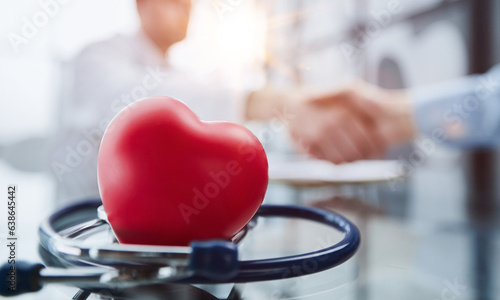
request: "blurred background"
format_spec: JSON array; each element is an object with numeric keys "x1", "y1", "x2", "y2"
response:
[{"x1": 1, "y1": 0, "x2": 500, "y2": 299}]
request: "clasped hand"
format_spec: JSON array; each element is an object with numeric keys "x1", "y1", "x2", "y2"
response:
[{"x1": 288, "y1": 81, "x2": 416, "y2": 164}]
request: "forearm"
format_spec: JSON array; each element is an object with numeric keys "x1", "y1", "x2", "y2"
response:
[
  {"x1": 410, "y1": 66, "x2": 500, "y2": 148},
  {"x1": 245, "y1": 86, "x2": 319, "y2": 121}
]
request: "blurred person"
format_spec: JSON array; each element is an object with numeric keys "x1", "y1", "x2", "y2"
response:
[
  {"x1": 52, "y1": 0, "x2": 201, "y2": 203},
  {"x1": 46, "y1": 0, "x2": 500, "y2": 205},
  {"x1": 286, "y1": 64, "x2": 500, "y2": 163},
  {"x1": 51, "y1": 0, "x2": 383, "y2": 203}
]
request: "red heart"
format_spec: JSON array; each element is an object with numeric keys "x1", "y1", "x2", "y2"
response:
[{"x1": 98, "y1": 97, "x2": 268, "y2": 246}]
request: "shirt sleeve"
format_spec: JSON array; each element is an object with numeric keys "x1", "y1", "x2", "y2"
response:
[{"x1": 410, "y1": 64, "x2": 500, "y2": 149}]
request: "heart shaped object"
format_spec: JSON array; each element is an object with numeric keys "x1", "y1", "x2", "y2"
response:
[{"x1": 98, "y1": 97, "x2": 268, "y2": 246}]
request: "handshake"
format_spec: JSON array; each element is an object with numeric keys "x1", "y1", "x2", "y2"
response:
[{"x1": 287, "y1": 81, "x2": 417, "y2": 164}]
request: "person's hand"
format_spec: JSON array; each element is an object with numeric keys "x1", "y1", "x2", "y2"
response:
[
  {"x1": 351, "y1": 81, "x2": 416, "y2": 147},
  {"x1": 288, "y1": 81, "x2": 416, "y2": 163}
]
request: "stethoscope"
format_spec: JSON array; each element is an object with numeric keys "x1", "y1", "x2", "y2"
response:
[{"x1": 0, "y1": 199, "x2": 360, "y2": 298}]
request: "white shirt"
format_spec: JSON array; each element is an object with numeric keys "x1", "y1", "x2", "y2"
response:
[{"x1": 50, "y1": 31, "x2": 245, "y2": 205}]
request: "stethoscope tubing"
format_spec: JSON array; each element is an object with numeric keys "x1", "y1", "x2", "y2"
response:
[
  {"x1": 181, "y1": 204, "x2": 360, "y2": 283},
  {"x1": 0, "y1": 199, "x2": 360, "y2": 297},
  {"x1": 40, "y1": 199, "x2": 360, "y2": 283}
]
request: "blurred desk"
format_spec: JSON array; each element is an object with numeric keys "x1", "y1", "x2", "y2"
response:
[
  {"x1": 269, "y1": 159, "x2": 403, "y2": 187},
  {"x1": 2, "y1": 153, "x2": 500, "y2": 299},
  {"x1": 256, "y1": 155, "x2": 499, "y2": 300},
  {"x1": 266, "y1": 158, "x2": 405, "y2": 300}
]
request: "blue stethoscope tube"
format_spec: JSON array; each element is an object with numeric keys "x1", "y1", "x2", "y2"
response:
[
  {"x1": 1, "y1": 201, "x2": 360, "y2": 296},
  {"x1": 185, "y1": 204, "x2": 361, "y2": 283}
]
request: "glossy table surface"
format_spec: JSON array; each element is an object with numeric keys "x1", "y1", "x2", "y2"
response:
[{"x1": 1, "y1": 148, "x2": 499, "y2": 300}]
